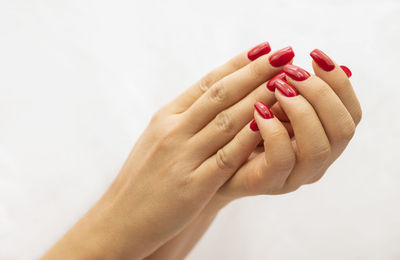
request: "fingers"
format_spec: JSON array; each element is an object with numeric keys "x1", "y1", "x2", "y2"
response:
[
  {"x1": 272, "y1": 81, "x2": 331, "y2": 188},
  {"x1": 310, "y1": 49, "x2": 362, "y2": 125},
  {"x1": 283, "y1": 64, "x2": 356, "y2": 156},
  {"x1": 218, "y1": 102, "x2": 294, "y2": 197},
  {"x1": 192, "y1": 121, "x2": 262, "y2": 192},
  {"x1": 182, "y1": 47, "x2": 295, "y2": 133},
  {"x1": 187, "y1": 80, "x2": 276, "y2": 159},
  {"x1": 167, "y1": 41, "x2": 271, "y2": 113},
  {"x1": 270, "y1": 102, "x2": 294, "y2": 137}
]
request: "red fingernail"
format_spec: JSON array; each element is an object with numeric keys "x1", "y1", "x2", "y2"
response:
[
  {"x1": 266, "y1": 72, "x2": 286, "y2": 91},
  {"x1": 254, "y1": 102, "x2": 274, "y2": 119},
  {"x1": 248, "y1": 41, "x2": 271, "y2": 61},
  {"x1": 310, "y1": 49, "x2": 335, "y2": 71},
  {"x1": 250, "y1": 119, "x2": 259, "y2": 131},
  {"x1": 274, "y1": 79, "x2": 298, "y2": 97},
  {"x1": 340, "y1": 65, "x2": 352, "y2": 78},
  {"x1": 283, "y1": 64, "x2": 310, "y2": 81},
  {"x1": 269, "y1": 46, "x2": 295, "y2": 67}
]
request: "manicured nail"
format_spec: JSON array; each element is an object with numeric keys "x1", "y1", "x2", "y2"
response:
[
  {"x1": 340, "y1": 65, "x2": 352, "y2": 78},
  {"x1": 283, "y1": 64, "x2": 310, "y2": 81},
  {"x1": 254, "y1": 102, "x2": 274, "y2": 119},
  {"x1": 266, "y1": 72, "x2": 286, "y2": 91},
  {"x1": 310, "y1": 49, "x2": 335, "y2": 71},
  {"x1": 274, "y1": 79, "x2": 298, "y2": 97},
  {"x1": 248, "y1": 41, "x2": 271, "y2": 61},
  {"x1": 269, "y1": 46, "x2": 295, "y2": 67},
  {"x1": 250, "y1": 119, "x2": 259, "y2": 131}
]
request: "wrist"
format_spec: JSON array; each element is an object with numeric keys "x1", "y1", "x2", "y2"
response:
[{"x1": 202, "y1": 193, "x2": 234, "y2": 216}]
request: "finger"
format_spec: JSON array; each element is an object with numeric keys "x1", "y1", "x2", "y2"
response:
[
  {"x1": 310, "y1": 49, "x2": 362, "y2": 125},
  {"x1": 272, "y1": 80, "x2": 331, "y2": 189},
  {"x1": 183, "y1": 46, "x2": 295, "y2": 133},
  {"x1": 218, "y1": 103, "x2": 294, "y2": 197},
  {"x1": 270, "y1": 102, "x2": 294, "y2": 137},
  {"x1": 167, "y1": 41, "x2": 271, "y2": 113},
  {"x1": 270, "y1": 102, "x2": 289, "y2": 122},
  {"x1": 283, "y1": 64, "x2": 355, "y2": 156},
  {"x1": 187, "y1": 80, "x2": 276, "y2": 159},
  {"x1": 192, "y1": 120, "x2": 262, "y2": 192}
]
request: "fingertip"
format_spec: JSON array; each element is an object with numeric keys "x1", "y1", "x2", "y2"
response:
[
  {"x1": 309, "y1": 49, "x2": 335, "y2": 72},
  {"x1": 340, "y1": 65, "x2": 352, "y2": 78},
  {"x1": 250, "y1": 119, "x2": 259, "y2": 131},
  {"x1": 273, "y1": 79, "x2": 299, "y2": 98},
  {"x1": 247, "y1": 41, "x2": 271, "y2": 61}
]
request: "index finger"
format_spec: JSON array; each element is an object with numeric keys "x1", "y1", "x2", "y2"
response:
[{"x1": 167, "y1": 41, "x2": 271, "y2": 113}]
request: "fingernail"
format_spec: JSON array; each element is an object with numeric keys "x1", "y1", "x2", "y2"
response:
[
  {"x1": 266, "y1": 72, "x2": 287, "y2": 92},
  {"x1": 250, "y1": 119, "x2": 259, "y2": 131},
  {"x1": 283, "y1": 64, "x2": 310, "y2": 81},
  {"x1": 254, "y1": 102, "x2": 274, "y2": 119},
  {"x1": 269, "y1": 46, "x2": 295, "y2": 67},
  {"x1": 248, "y1": 41, "x2": 271, "y2": 61},
  {"x1": 310, "y1": 49, "x2": 335, "y2": 71},
  {"x1": 274, "y1": 79, "x2": 298, "y2": 97},
  {"x1": 340, "y1": 65, "x2": 352, "y2": 78}
]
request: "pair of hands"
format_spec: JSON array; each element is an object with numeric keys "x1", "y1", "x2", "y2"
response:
[{"x1": 42, "y1": 42, "x2": 361, "y2": 260}]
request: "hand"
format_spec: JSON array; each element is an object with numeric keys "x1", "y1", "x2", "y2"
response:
[
  {"x1": 218, "y1": 49, "x2": 362, "y2": 200},
  {"x1": 42, "y1": 42, "x2": 296, "y2": 260},
  {"x1": 144, "y1": 49, "x2": 362, "y2": 260}
]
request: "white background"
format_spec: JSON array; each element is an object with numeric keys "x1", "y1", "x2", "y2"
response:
[{"x1": 1, "y1": 0, "x2": 399, "y2": 259}]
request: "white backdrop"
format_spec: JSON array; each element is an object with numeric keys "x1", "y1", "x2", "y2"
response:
[{"x1": 1, "y1": 0, "x2": 399, "y2": 259}]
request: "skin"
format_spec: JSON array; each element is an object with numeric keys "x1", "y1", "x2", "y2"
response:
[{"x1": 41, "y1": 45, "x2": 362, "y2": 260}]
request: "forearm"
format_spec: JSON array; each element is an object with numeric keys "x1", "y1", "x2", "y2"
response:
[
  {"x1": 144, "y1": 195, "x2": 232, "y2": 260},
  {"x1": 41, "y1": 179, "x2": 164, "y2": 260},
  {"x1": 41, "y1": 202, "x2": 125, "y2": 260}
]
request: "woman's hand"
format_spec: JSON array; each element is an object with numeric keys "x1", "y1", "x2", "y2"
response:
[
  {"x1": 218, "y1": 48, "x2": 362, "y2": 199},
  {"x1": 42, "y1": 42, "x2": 296, "y2": 260},
  {"x1": 145, "y1": 49, "x2": 361, "y2": 260}
]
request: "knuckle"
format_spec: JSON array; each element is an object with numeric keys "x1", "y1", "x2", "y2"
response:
[
  {"x1": 264, "y1": 140, "x2": 296, "y2": 172},
  {"x1": 208, "y1": 80, "x2": 227, "y2": 103},
  {"x1": 199, "y1": 73, "x2": 216, "y2": 93},
  {"x1": 215, "y1": 148, "x2": 235, "y2": 171},
  {"x1": 214, "y1": 111, "x2": 235, "y2": 134},
  {"x1": 152, "y1": 121, "x2": 182, "y2": 150},
  {"x1": 150, "y1": 108, "x2": 165, "y2": 124},
  {"x1": 303, "y1": 145, "x2": 331, "y2": 164},
  {"x1": 229, "y1": 56, "x2": 246, "y2": 70},
  {"x1": 338, "y1": 119, "x2": 356, "y2": 141},
  {"x1": 155, "y1": 132, "x2": 174, "y2": 150},
  {"x1": 306, "y1": 173, "x2": 325, "y2": 185},
  {"x1": 249, "y1": 60, "x2": 266, "y2": 78},
  {"x1": 284, "y1": 183, "x2": 302, "y2": 194},
  {"x1": 280, "y1": 177, "x2": 304, "y2": 194},
  {"x1": 353, "y1": 106, "x2": 363, "y2": 125}
]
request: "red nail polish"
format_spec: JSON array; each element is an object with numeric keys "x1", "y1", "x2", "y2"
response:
[
  {"x1": 250, "y1": 119, "x2": 259, "y2": 131},
  {"x1": 269, "y1": 46, "x2": 295, "y2": 67},
  {"x1": 340, "y1": 65, "x2": 352, "y2": 78},
  {"x1": 310, "y1": 49, "x2": 335, "y2": 71},
  {"x1": 248, "y1": 41, "x2": 271, "y2": 61},
  {"x1": 266, "y1": 72, "x2": 286, "y2": 91},
  {"x1": 283, "y1": 64, "x2": 310, "y2": 81},
  {"x1": 274, "y1": 79, "x2": 298, "y2": 97},
  {"x1": 254, "y1": 102, "x2": 274, "y2": 119}
]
